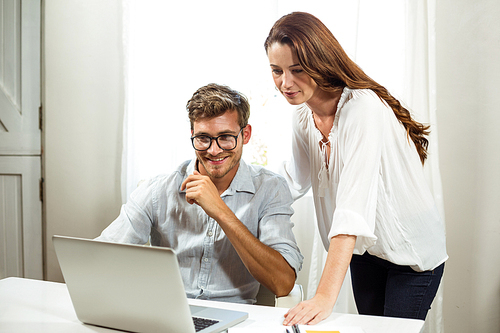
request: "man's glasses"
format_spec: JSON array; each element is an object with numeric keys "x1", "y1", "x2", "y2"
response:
[{"x1": 191, "y1": 127, "x2": 245, "y2": 151}]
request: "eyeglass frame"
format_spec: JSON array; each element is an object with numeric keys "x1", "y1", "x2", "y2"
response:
[{"x1": 190, "y1": 126, "x2": 246, "y2": 151}]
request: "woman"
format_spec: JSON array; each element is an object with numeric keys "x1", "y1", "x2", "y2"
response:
[{"x1": 264, "y1": 12, "x2": 447, "y2": 326}]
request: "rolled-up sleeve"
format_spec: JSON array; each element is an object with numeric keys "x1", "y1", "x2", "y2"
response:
[{"x1": 257, "y1": 176, "x2": 304, "y2": 274}]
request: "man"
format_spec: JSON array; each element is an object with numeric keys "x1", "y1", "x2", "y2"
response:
[{"x1": 96, "y1": 83, "x2": 303, "y2": 304}]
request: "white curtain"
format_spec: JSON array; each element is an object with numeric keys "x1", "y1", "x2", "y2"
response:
[
  {"x1": 122, "y1": 1, "x2": 444, "y2": 332},
  {"x1": 404, "y1": 1, "x2": 445, "y2": 332}
]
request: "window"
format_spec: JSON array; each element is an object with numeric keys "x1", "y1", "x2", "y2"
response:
[{"x1": 123, "y1": 1, "x2": 406, "y2": 197}]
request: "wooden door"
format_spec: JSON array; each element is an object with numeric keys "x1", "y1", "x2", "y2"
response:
[{"x1": 0, "y1": 0, "x2": 42, "y2": 279}]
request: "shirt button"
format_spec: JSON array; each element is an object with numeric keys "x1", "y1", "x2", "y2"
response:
[
  {"x1": 204, "y1": 258, "x2": 209, "y2": 262},
  {"x1": 207, "y1": 231, "x2": 213, "y2": 237}
]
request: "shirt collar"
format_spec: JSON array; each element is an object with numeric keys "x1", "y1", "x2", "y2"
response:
[
  {"x1": 224, "y1": 159, "x2": 255, "y2": 196},
  {"x1": 338, "y1": 86, "x2": 351, "y2": 109}
]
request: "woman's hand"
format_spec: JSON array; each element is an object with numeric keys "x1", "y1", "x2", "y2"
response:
[
  {"x1": 283, "y1": 234, "x2": 357, "y2": 327},
  {"x1": 283, "y1": 292, "x2": 335, "y2": 326}
]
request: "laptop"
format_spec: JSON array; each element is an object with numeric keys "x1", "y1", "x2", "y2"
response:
[{"x1": 53, "y1": 235, "x2": 248, "y2": 333}]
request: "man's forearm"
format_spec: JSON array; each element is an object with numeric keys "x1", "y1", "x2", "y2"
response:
[
  {"x1": 182, "y1": 171, "x2": 296, "y2": 296},
  {"x1": 216, "y1": 207, "x2": 296, "y2": 297}
]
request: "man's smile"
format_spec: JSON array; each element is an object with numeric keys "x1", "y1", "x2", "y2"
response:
[{"x1": 205, "y1": 155, "x2": 229, "y2": 165}]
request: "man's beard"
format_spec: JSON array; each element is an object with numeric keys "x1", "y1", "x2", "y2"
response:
[{"x1": 196, "y1": 150, "x2": 242, "y2": 180}]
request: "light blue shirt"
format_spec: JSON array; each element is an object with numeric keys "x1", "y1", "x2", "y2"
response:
[{"x1": 97, "y1": 158, "x2": 303, "y2": 303}]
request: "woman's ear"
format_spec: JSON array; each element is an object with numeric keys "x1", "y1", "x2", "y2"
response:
[{"x1": 242, "y1": 124, "x2": 252, "y2": 144}]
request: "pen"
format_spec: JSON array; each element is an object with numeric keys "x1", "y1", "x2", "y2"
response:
[
  {"x1": 292, "y1": 324, "x2": 301, "y2": 333},
  {"x1": 286, "y1": 329, "x2": 291, "y2": 333}
]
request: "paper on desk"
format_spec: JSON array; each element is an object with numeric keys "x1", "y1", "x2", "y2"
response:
[
  {"x1": 229, "y1": 326, "x2": 364, "y2": 333},
  {"x1": 301, "y1": 327, "x2": 364, "y2": 333}
]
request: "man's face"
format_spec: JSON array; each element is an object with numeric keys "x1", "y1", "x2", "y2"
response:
[{"x1": 192, "y1": 110, "x2": 249, "y2": 182}]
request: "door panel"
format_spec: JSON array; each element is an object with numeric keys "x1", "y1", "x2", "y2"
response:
[
  {"x1": 0, "y1": 0, "x2": 41, "y2": 154},
  {"x1": 0, "y1": 0, "x2": 42, "y2": 279},
  {"x1": 0, "y1": 173, "x2": 23, "y2": 278},
  {"x1": 0, "y1": 156, "x2": 42, "y2": 279}
]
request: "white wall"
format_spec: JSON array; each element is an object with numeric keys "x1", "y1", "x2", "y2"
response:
[
  {"x1": 43, "y1": 0, "x2": 123, "y2": 282},
  {"x1": 42, "y1": 0, "x2": 500, "y2": 331},
  {"x1": 436, "y1": 0, "x2": 500, "y2": 332}
]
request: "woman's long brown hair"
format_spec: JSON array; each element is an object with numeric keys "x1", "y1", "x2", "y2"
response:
[{"x1": 264, "y1": 12, "x2": 430, "y2": 164}]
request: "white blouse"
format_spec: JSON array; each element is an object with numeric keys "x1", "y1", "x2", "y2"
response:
[{"x1": 281, "y1": 87, "x2": 448, "y2": 272}]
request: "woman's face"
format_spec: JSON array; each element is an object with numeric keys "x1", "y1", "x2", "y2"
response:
[{"x1": 267, "y1": 43, "x2": 319, "y2": 105}]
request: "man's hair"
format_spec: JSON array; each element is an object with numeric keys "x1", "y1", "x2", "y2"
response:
[{"x1": 186, "y1": 83, "x2": 250, "y2": 130}]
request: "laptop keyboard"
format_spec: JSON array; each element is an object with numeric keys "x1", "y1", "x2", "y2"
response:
[{"x1": 192, "y1": 316, "x2": 220, "y2": 332}]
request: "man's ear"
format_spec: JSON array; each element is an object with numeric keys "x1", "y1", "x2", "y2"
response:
[{"x1": 242, "y1": 124, "x2": 252, "y2": 144}]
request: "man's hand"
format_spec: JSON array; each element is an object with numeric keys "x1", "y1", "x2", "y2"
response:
[
  {"x1": 181, "y1": 170, "x2": 296, "y2": 297},
  {"x1": 180, "y1": 170, "x2": 227, "y2": 220}
]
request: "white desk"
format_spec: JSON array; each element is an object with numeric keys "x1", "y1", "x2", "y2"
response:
[{"x1": 0, "y1": 277, "x2": 424, "y2": 333}]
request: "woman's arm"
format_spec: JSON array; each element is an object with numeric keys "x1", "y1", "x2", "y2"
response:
[{"x1": 283, "y1": 234, "x2": 356, "y2": 326}]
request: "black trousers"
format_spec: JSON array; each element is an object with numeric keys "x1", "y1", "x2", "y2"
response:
[{"x1": 350, "y1": 252, "x2": 445, "y2": 320}]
